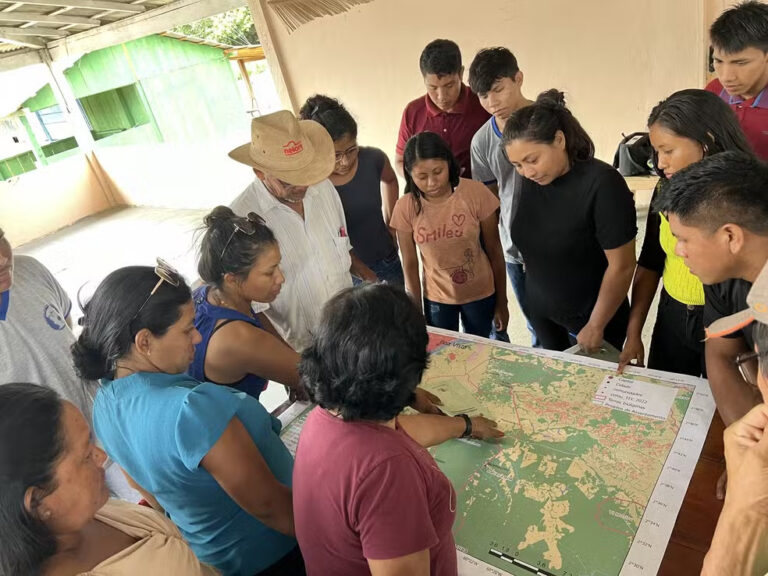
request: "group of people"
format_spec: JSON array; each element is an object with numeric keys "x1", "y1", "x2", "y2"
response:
[{"x1": 3, "y1": 1, "x2": 768, "y2": 575}]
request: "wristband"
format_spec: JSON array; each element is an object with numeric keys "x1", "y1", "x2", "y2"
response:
[{"x1": 457, "y1": 413, "x2": 472, "y2": 438}]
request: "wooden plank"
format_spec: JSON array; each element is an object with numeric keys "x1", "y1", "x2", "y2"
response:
[
  {"x1": 658, "y1": 541, "x2": 707, "y2": 576},
  {"x1": 700, "y1": 411, "x2": 725, "y2": 463},
  {"x1": 0, "y1": 12, "x2": 101, "y2": 25},
  {"x1": 245, "y1": 0, "x2": 294, "y2": 111},
  {"x1": 20, "y1": 0, "x2": 145, "y2": 13},
  {"x1": 0, "y1": 24, "x2": 67, "y2": 36},
  {"x1": 0, "y1": 33, "x2": 43, "y2": 47},
  {"x1": 669, "y1": 455, "x2": 724, "y2": 552},
  {"x1": 46, "y1": 0, "x2": 245, "y2": 60}
]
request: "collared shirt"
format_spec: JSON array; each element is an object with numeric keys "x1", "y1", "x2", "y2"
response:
[
  {"x1": 470, "y1": 116, "x2": 523, "y2": 264},
  {"x1": 230, "y1": 178, "x2": 353, "y2": 351},
  {"x1": 396, "y1": 84, "x2": 490, "y2": 178},
  {"x1": 707, "y1": 78, "x2": 768, "y2": 160}
]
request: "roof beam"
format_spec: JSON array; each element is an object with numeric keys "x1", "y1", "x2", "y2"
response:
[
  {"x1": 0, "y1": 12, "x2": 101, "y2": 25},
  {"x1": 0, "y1": 45, "x2": 42, "y2": 70},
  {"x1": 19, "y1": 0, "x2": 146, "y2": 13},
  {"x1": 47, "y1": 0, "x2": 246, "y2": 60},
  {"x1": 0, "y1": 24, "x2": 68, "y2": 36},
  {"x1": 0, "y1": 33, "x2": 43, "y2": 47}
]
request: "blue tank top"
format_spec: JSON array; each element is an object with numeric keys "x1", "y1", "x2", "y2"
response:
[{"x1": 189, "y1": 286, "x2": 268, "y2": 399}]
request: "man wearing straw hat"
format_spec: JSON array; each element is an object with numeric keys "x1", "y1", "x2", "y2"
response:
[{"x1": 229, "y1": 110, "x2": 376, "y2": 352}]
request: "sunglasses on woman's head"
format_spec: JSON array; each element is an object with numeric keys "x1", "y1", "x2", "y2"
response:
[
  {"x1": 130, "y1": 257, "x2": 181, "y2": 322},
  {"x1": 220, "y1": 212, "x2": 265, "y2": 259}
]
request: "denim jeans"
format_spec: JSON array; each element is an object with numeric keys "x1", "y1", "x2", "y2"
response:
[
  {"x1": 424, "y1": 293, "x2": 496, "y2": 338},
  {"x1": 353, "y1": 252, "x2": 404, "y2": 287},
  {"x1": 489, "y1": 262, "x2": 540, "y2": 347}
]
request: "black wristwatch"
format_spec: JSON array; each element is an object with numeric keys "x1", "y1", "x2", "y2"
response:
[{"x1": 457, "y1": 413, "x2": 472, "y2": 438}]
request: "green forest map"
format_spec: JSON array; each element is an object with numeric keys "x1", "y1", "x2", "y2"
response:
[{"x1": 423, "y1": 331, "x2": 695, "y2": 576}]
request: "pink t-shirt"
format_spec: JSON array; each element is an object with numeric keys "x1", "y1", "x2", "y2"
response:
[
  {"x1": 293, "y1": 408, "x2": 458, "y2": 576},
  {"x1": 391, "y1": 177, "x2": 500, "y2": 305}
]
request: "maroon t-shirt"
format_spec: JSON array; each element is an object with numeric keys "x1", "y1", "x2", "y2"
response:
[
  {"x1": 396, "y1": 84, "x2": 490, "y2": 178},
  {"x1": 706, "y1": 77, "x2": 768, "y2": 160},
  {"x1": 293, "y1": 408, "x2": 458, "y2": 576}
]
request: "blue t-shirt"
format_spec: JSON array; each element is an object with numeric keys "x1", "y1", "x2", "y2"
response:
[{"x1": 93, "y1": 372, "x2": 296, "y2": 576}]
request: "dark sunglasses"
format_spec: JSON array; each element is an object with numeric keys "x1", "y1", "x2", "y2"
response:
[{"x1": 219, "y1": 212, "x2": 265, "y2": 259}]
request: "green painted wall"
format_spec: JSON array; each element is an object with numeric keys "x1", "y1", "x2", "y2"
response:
[
  {"x1": 19, "y1": 34, "x2": 244, "y2": 151},
  {"x1": 0, "y1": 151, "x2": 37, "y2": 179}
]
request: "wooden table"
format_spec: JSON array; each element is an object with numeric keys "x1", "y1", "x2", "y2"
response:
[{"x1": 658, "y1": 413, "x2": 725, "y2": 574}]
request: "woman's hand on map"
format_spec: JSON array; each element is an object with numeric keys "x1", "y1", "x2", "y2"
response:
[
  {"x1": 617, "y1": 333, "x2": 645, "y2": 374},
  {"x1": 576, "y1": 322, "x2": 604, "y2": 354},
  {"x1": 411, "y1": 388, "x2": 444, "y2": 415},
  {"x1": 470, "y1": 415, "x2": 505, "y2": 440}
]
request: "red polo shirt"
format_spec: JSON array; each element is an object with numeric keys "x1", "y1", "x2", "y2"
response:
[
  {"x1": 396, "y1": 84, "x2": 490, "y2": 178},
  {"x1": 706, "y1": 78, "x2": 768, "y2": 160}
]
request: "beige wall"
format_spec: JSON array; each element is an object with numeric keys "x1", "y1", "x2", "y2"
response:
[
  {"x1": 261, "y1": 0, "x2": 706, "y2": 162},
  {"x1": 1, "y1": 154, "x2": 114, "y2": 247},
  {"x1": 96, "y1": 142, "x2": 255, "y2": 210}
]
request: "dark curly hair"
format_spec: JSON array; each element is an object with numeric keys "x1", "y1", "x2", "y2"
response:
[
  {"x1": 299, "y1": 283, "x2": 429, "y2": 421},
  {"x1": 0, "y1": 384, "x2": 64, "y2": 576},
  {"x1": 419, "y1": 39, "x2": 462, "y2": 77},
  {"x1": 298, "y1": 94, "x2": 358, "y2": 141},
  {"x1": 710, "y1": 0, "x2": 768, "y2": 54},
  {"x1": 653, "y1": 151, "x2": 768, "y2": 234},
  {"x1": 72, "y1": 266, "x2": 191, "y2": 380}
]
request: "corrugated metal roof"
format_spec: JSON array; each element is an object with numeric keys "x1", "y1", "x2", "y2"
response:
[{"x1": 0, "y1": 0, "x2": 174, "y2": 51}]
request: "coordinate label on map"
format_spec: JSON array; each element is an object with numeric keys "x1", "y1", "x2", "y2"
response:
[{"x1": 593, "y1": 376, "x2": 677, "y2": 421}]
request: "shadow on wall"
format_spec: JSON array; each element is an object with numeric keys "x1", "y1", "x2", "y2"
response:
[{"x1": 1, "y1": 141, "x2": 257, "y2": 247}]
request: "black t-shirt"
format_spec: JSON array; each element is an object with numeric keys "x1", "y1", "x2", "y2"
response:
[
  {"x1": 510, "y1": 158, "x2": 637, "y2": 320},
  {"x1": 704, "y1": 278, "x2": 754, "y2": 349},
  {"x1": 637, "y1": 181, "x2": 665, "y2": 274},
  {"x1": 335, "y1": 147, "x2": 397, "y2": 266}
]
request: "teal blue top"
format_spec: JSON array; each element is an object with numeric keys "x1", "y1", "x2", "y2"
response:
[{"x1": 93, "y1": 372, "x2": 296, "y2": 576}]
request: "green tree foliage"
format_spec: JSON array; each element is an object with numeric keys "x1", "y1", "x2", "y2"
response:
[{"x1": 173, "y1": 7, "x2": 258, "y2": 46}]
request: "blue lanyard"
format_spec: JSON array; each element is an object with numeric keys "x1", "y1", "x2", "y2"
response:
[{"x1": 0, "y1": 291, "x2": 9, "y2": 321}]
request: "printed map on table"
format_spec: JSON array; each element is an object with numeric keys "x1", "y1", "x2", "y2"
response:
[
  {"x1": 423, "y1": 328, "x2": 715, "y2": 576},
  {"x1": 278, "y1": 329, "x2": 716, "y2": 576}
]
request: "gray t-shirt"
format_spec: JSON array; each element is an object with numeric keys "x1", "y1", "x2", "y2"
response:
[
  {"x1": 0, "y1": 255, "x2": 94, "y2": 421},
  {"x1": 470, "y1": 117, "x2": 523, "y2": 264}
]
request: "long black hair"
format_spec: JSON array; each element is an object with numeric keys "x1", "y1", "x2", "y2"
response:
[
  {"x1": 72, "y1": 266, "x2": 191, "y2": 380},
  {"x1": 197, "y1": 206, "x2": 277, "y2": 289},
  {"x1": 300, "y1": 283, "x2": 429, "y2": 421},
  {"x1": 647, "y1": 88, "x2": 753, "y2": 178},
  {"x1": 403, "y1": 131, "x2": 461, "y2": 214},
  {"x1": 0, "y1": 383, "x2": 64, "y2": 576},
  {"x1": 298, "y1": 94, "x2": 358, "y2": 141},
  {"x1": 502, "y1": 89, "x2": 595, "y2": 164}
]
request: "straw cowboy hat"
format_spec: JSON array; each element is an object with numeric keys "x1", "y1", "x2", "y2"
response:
[{"x1": 228, "y1": 110, "x2": 335, "y2": 186}]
